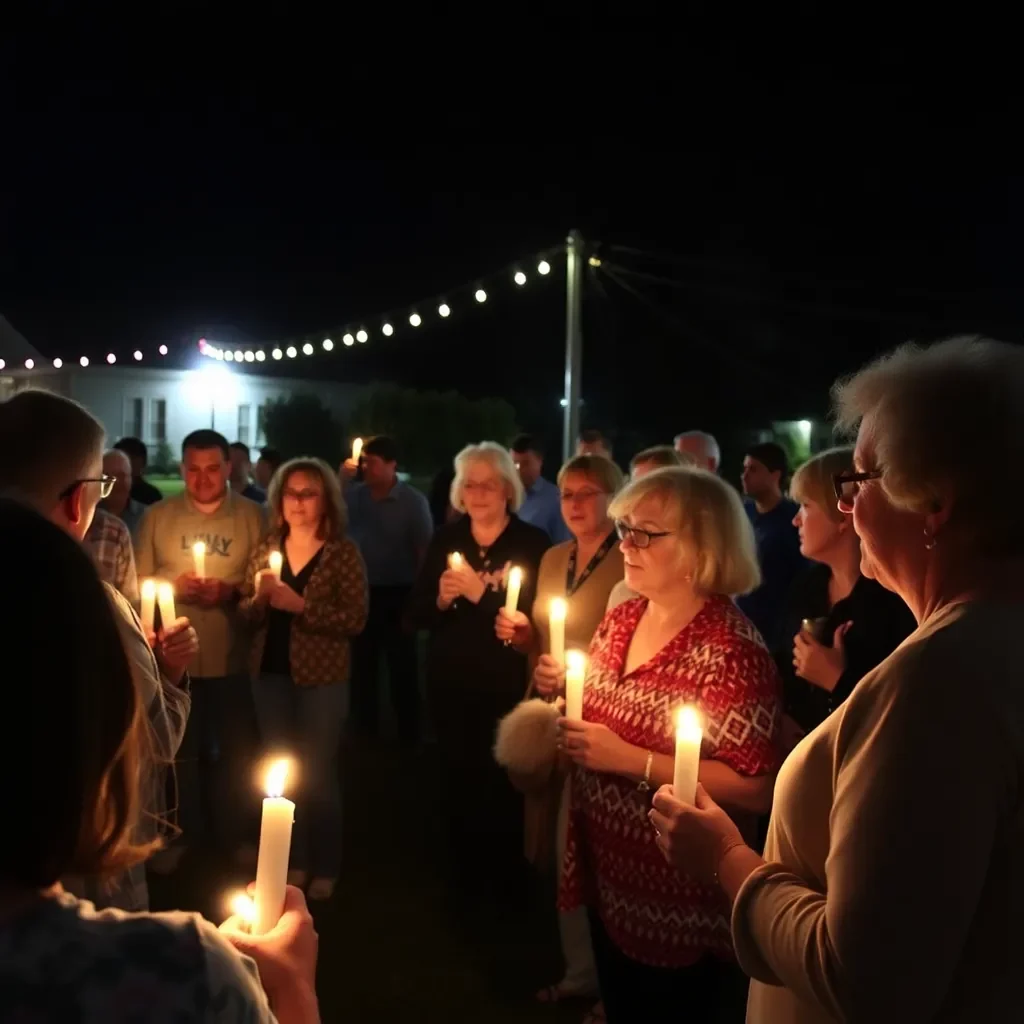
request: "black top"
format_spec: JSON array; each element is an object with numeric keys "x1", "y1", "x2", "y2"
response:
[
  {"x1": 775, "y1": 561, "x2": 917, "y2": 732},
  {"x1": 131, "y1": 476, "x2": 164, "y2": 506},
  {"x1": 261, "y1": 546, "x2": 325, "y2": 676},
  {"x1": 408, "y1": 514, "x2": 550, "y2": 700}
]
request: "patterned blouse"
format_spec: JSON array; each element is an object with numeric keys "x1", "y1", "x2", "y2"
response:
[
  {"x1": 239, "y1": 536, "x2": 369, "y2": 686},
  {"x1": 559, "y1": 595, "x2": 783, "y2": 968}
]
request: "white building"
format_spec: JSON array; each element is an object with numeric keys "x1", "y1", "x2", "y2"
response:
[{"x1": 0, "y1": 361, "x2": 361, "y2": 459}]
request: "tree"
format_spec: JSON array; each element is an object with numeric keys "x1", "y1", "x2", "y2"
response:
[{"x1": 262, "y1": 394, "x2": 344, "y2": 466}]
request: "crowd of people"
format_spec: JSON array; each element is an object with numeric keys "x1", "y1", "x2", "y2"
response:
[{"x1": 1, "y1": 333, "x2": 1023, "y2": 1023}]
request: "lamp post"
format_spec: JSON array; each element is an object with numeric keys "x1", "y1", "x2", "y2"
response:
[{"x1": 562, "y1": 229, "x2": 584, "y2": 463}]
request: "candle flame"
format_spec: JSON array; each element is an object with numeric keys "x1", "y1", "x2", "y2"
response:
[
  {"x1": 141, "y1": 578, "x2": 157, "y2": 599},
  {"x1": 157, "y1": 581, "x2": 174, "y2": 603},
  {"x1": 268, "y1": 551, "x2": 283, "y2": 572},
  {"x1": 192, "y1": 540, "x2": 206, "y2": 556},
  {"x1": 228, "y1": 890, "x2": 256, "y2": 924},
  {"x1": 549, "y1": 597, "x2": 567, "y2": 622},
  {"x1": 449, "y1": 551, "x2": 463, "y2": 569},
  {"x1": 508, "y1": 566, "x2": 523, "y2": 587},
  {"x1": 265, "y1": 758, "x2": 290, "y2": 798},
  {"x1": 565, "y1": 649, "x2": 587, "y2": 674},
  {"x1": 676, "y1": 705, "x2": 703, "y2": 742},
  {"x1": 352, "y1": 437, "x2": 363, "y2": 460}
]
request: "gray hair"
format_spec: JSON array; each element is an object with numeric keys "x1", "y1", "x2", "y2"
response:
[
  {"x1": 833, "y1": 335, "x2": 1024, "y2": 555},
  {"x1": 673, "y1": 430, "x2": 721, "y2": 471},
  {"x1": 450, "y1": 441, "x2": 525, "y2": 513}
]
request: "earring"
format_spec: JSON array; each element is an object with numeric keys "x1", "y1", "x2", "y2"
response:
[{"x1": 924, "y1": 528, "x2": 937, "y2": 551}]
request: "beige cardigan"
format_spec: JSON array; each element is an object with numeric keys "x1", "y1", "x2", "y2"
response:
[{"x1": 734, "y1": 598, "x2": 1024, "y2": 1023}]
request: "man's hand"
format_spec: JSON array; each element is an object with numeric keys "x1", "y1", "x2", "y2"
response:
[
  {"x1": 150, "y1": 617, "x2": 198, "y2": 684},
  {"x1": 174, "y1": 572, "x2": 202, "y2": 602},
  {"x1": 195, "y1": 578, "x2": 237, "y2": 608}
]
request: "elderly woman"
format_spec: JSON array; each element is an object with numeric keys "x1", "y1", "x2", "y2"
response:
[
  {"x1": 409, "y1": 441, "x2": 550, "y2": 903},
  {"x1": 652, "y1": 336, "x2": 1024, "y2": 1023},
  {"x1": 239, "y1": 457, "x2": 368, "y2": 902},
  {"x1": 557, "y1": 467, "x2": 783, "y2": 1022},
  {"x1": 777, "y1": 446, "x2": 914, "y2": 744},
  {"x1": 494, "y1": 453, "x2": 624, "y2": 1009}
]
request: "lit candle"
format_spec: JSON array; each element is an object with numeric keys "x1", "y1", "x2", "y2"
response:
[
  {"x1": 504, "y1": 566, "x2": 523, "y2": 616},
  {"x1": 192, "y1": 540, "x2": 206, "y2": 579},
  {"x1": 252, "y1": 758, "x2": 295, "y2": 936},
  {"x1": 673, "y1": 705, "x2": 703, "y2": 805},
  {"x1": 140, "y1": 578, "x2": 157, "y2": 634},
  {"x1": 352, "y1": 437, "x2": 363, "y2": 462},
  {"x1": 268, "y1": 550, "x2": 283, "y2": 581},
  {"x1": 156, "y1": 581, "x2": 175, "y2": 630},
  {"x1": 549, "y1": 597, "x2": 567, "y2": 666},
  {"x1": 448, "y1": 551, "x2": 463, "y2": 571},
  {"x1": 227, "y1": 890, "x2": 256, "y2": 933},
  {"x1": 565, "y1": 649, "x2": 586, "y2": 720}
]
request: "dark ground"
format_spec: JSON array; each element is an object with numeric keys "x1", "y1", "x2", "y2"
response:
[{"x1": 149, "y1": 731, "x2": 588, "y2": 1024}]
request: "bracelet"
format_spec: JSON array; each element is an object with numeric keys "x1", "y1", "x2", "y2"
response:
[{"x1": 634, "y1": 753, "x2": 651, "y2": 790}]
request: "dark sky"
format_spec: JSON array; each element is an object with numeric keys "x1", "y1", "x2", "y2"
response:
[{"x1": 3, "y1": 44, "x2": 1021, "y2": 454}]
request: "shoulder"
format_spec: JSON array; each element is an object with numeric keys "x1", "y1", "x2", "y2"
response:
[
  {"x1": 233, "y1": 492, "x2": 265, "y2": 522},
  {"x1": 397, "y1": 481, "x2": 430, "y2": 508},
  {"x1": 328, "y1": 536, "x2": 363, "y2": 562},
  {"x1": 539, "y1": 540, "x2": 573, "y2": 572},
  {"x1": 702, "y1": 597, "x2": 777, "y2": 664},
  {"x1": 193, "y1": 918, "x2": 274, "y2": 1020}
]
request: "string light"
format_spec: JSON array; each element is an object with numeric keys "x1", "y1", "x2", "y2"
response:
[
  {"x1": 244, "y1": 350, "x2": 255, "y2": 362},
  {"x1": 475, "y1": 289, "x2": 487, "y2": 303},
  {"x1": 286, "y1": 346, "x2": 297, "y2": 358},
  {"x1": 356, "y1": 329, "x2": 368, "y2": 343},
  {"x1": 53, "y1": 358, "x2": 62, "y2": 368},
  {"x1": 408, "y1": 313, "x2": 421, "y2": 327},
  {"x1": 106, "y1": 353, "x2": 116, "y2": 364},
  {"x1": 438, "y1": 303, "x2": 451, "y2": 317},
  {"x1": 323, "y1": 338, "x2": 334, "y2": 351},
  {"x1": 225, "y1": 351, "x2": 235, "y2": 362},
  {"x1": 25, "y1": 358, "x2": 35, "y2": 369},
  {"x1": 272, "y1": 348, "x2": 283, "y2": 360},
  {"x1": 538, "y1": 260, "x2": 551, "y2": 275},
  {"x1": 80, "y1": 356, "x2": 89, "y2": 367},
  {"x1": 159, "y1": 345, "x2": 168, "y2": 355},
  {"x1": 302, "y1": 342, "x2": 314, "y2": 355},
  {"x1": 514, "y1": 270, "x2": 527, "y2": 285},
  {"x1": 256, "y1": 350, "x2": 266, "y2": 361},
  {"x1": 343, "y1": 334, "x2": 354, "y2": 347},
  {"x1": 133, "y1": 350, "x2": 143, "y2": 361},
  {"x1": 0, "y1": 359, "x2": 5, "y2": 369},
  {"x1": 382, "y1": 323, "x2": 394, "y2": 336}
]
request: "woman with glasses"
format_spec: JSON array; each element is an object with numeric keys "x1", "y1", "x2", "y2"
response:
[
  {"x1": 239, "y1": 457, "x2": 368, "y2": 902},
  {"x1": 652, "y1": 337, "x2": 1024, "y2": 1023},
  {"x1": 493, "y1": 453, "x2": 624, "y2": 1014},
  {"x1": 774, "y1": 447, "x2": 914, "y2": 749},
  {"x1": 409, "y1": 442, "x2": 550, "y2": 909},
  {"x1": 556, "y1": 467, "x2": 782, "y2": 1022}
]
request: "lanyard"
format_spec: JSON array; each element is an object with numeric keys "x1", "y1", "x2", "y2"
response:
[{"x1": 565, "y1": 530, "x2": 617, "y2": 597}]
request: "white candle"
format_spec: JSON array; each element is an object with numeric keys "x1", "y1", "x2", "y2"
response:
[
  {"x1": 156, "y1": 581, "x2": 175, "y2": 630},
  {"x1": 549, "y1": 597, "x2": 567, "y2": 666},
  {"x1": 448, "y1": 551, "x2": 463, "y2": 571},
  {"x1": 673, "y1": 705, "x2": 703, "y2": 805},
  {"x1": 268, "y1": 550, "x2": 283, "y2": 581},
  {"x1": 252, "y1": 758, "x2": 295, "y2": 936},
  {"x1": 504, "y1": 566, "x2": 523, "y2": 616},
  {"x1": 140, "y1": 578, "x2": 157, "y2": 634},
  {"x1": 565, "y1": 649, "x2": 586, "y2": 720},
  {"x1": 192, "y1": 540, "x2": 206, "y2": 579},
  {"x1": 352, "y1": 437, "x2": 363, "y2": 462}
]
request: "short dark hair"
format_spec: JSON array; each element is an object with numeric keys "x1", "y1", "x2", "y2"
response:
[
  {"x1": 114, "y1": 437, "x2": 148, "y2": 464},
  {"x1": 258, "y1": 446, "x2": 283, "y2": 470},
  {"x1": 229, "y1": 441, "x2": 251, "y2": 458},
  {"x1": 511, "y1": 433, "x2": 543, "y2": 457},
  {"x1": 363, "y1": 435, "x2": 399, "y2": 464},
  {"x1": 746, "y1": 441, "x2": 790, "y2": 481},
  {"x1": 579, "y1": 429, "x2": 608, "y2": 446},
  {"x1": 181, "y1": 430, "x2": 230, "y2": 461}
]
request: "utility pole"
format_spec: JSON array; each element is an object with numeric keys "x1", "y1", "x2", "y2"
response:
[{"x1": 562, "y1": 229, "x2": 584, "y2": 462}]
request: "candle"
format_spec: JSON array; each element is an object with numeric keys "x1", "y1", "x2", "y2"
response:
[
  {"x1": 140, "y1": 578, "x2": 157, "y2": 634},
  {"x1": 156, "y1": 581, "x2": 175, "y2": 630},
  {"x1": 565, "y1": 649, "x2": 586, "y2": 720},
  {"x1": 252, "y1": 758, "x2": 295, "y2": 936},
  {"x1": 549, "y1": 597, "x2": 567, "y2": 666},
  {"x1": 352, "y1": 437, "x2": 363, "y2": 462},
  {"x1": 504, "y1": 566, "x2": 523, "y2": 616},
  {"x1": 227, "y1": 891, "x2": 256, "y2": 932},
  {"x1": 268, "y1": 550, "x2": 283, "y2": 581},
  {"x1": 192, "y1": 540, "x2": 206, "y2": 579},
  {"x1": 673, "y1": 705, "x2": 703, "y2": 805},
  {"x1": 448, "y1": 551, "x2": 463, "y2": 570}
]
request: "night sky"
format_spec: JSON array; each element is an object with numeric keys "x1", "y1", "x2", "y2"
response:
[{"x1": 4, "y1": 47, "x2": 1021, "y2": 460}]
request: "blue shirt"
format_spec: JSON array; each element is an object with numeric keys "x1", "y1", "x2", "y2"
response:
[
  {"x1": 517, "y1": 475, "x2": 571, "y2": 543},
  {"x1": 736, "y1": 497, "x2": 807, "y2": 648},
  {"x1": 346, "y1": 480, "x2": 434, "y2": 587}
]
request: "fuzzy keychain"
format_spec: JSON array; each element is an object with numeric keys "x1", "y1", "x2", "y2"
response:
[{"x1": 493, "y1": 696, "x2": 563, "y2": 792}]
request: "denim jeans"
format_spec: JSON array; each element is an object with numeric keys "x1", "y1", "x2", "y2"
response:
[{"x1": 251, "y1": 674, "x2": 346, "y2": 876}]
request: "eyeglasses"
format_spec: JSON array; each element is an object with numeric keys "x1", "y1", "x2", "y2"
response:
[
  {"x1": 283, "y1": 489, "x2": 321, "y2": 502},
  {"x1": 463, "y1": 480, "x2": 503, "y2": 494},
  {"x1": 614, "y1": 519, "x2": 672, "y2": 549},
  {"x1": 59, "y1": 474, "x2": 116, "y2": 501},
  {"x1": 560, "y1": 487, "x2": 605, "y2": 503},
  {"x1": 833, "y1": 469, "x2": 883, "y2": 512}
]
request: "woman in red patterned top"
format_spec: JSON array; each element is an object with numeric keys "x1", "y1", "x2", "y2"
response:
[{"x1": 557, "y1": 466, "x2": 783, "y2": 1022}]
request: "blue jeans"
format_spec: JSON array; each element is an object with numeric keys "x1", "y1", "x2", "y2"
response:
[{"x1": 251, "y1": 674, "x2": 346, "y2": 876}]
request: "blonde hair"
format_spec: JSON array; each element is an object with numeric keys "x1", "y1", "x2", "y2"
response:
[
  {"x1": 609, "y1": 467, "x2": 760, "y2": 597},
  {"x1": 450, "y1": 442, "x2": 525, "y2": 513},
  {"x1": 833, "y1": 335, "x2": 1024, "y2": 555},
  {"x1": 557, "y1": 453, "x2": 625, "y2": 494},
  {"x1": 630, "y1": 445, "x2": 696, "y2": 472},
  {"x1": 268, "y1": 457, "x2": 348, "y2": 541},
  {"x1": 791, "y1": 446, "x2": 854, "y2": 524}
]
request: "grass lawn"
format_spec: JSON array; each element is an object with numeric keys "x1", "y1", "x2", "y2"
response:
[{"x1": 148, "y1": 474, "x2": 185, "y2": 498}]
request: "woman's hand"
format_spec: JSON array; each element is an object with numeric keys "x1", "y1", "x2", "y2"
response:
[
  {"x1": 220, "y1": 885, "x2": 319, "y2": 1020},
  {"x1": 437, "y1": 570, "x2": 462, "y2": 609},
  {"x1": 494, "y1": 608, "x2": 532, "y2": 647},
  {"x1": 269, "y1": 582, "x2": 305, "y2": 614},
  {"x1": 557, "y1": 718, "x2": 631, "y2": 774},
  {"x1": 532, "y1": 654, "x2": 565, "y2": 698},
  {"x1": 254, "y1": 569, "x2": 277, "y2": 603},
  {"x1": 451, "y1": 561, "x2": 486, "y2": 603},
  {"x1": 649, "y1": 783, "x2": 746, "y2": 883},
  {"x1": 793, "y1": 621, "x2": 851, "y2": 692}
]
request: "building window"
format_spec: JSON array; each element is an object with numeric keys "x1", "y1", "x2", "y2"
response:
[
  {"x1": 150, "y1": 399, "x2": 167, "y2": 443},
  {"x1": 123, "y1": 397, "x2": 144, "y2": 439},
  {"x1": 238, "y1": 404, "x2": 251, "y2": 445},
  {"x1": 256, "y1": 403, "x2": 267, "y2": 445}
]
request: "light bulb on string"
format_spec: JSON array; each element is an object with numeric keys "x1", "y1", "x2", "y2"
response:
[
  {"x1": 106, "y1": 353, "x2": 116, "y2": 364},
  {"x1": 538, "y1": 260, "x2": 551, "y2": 275},
  {"x1": 0, "y1": 359, "x2": 5, "y2": 369},
  {"x1": 343, "y1": 334, "x2": 355, "y2": 347},
  {"x1": 233, "y1": 350, "x2": 244, "y2": 362},
  {"x1": 53, "y1": 358, "x2": 62, "y2": 368},
  {"x1": 159, "y1": 345, "x2": 168, "y2": 355},
  {"x1": 286, "y1": 346, "x2": 298, "y2": 358},
  {"x1": 474, "y1": 289, "x2": 487, "y2": 303},
  {"x1": 382, "y1": 323, "x2": 394, "y2": 336},
  {"x1": 243, "y1": 350, "x2": 254, "y2": 362},
  {"x1": 79, "y1": 356, "x2": 89, "y2": 367},
  {"x1": 133, "y1": 350, "x2": 143, "y2": 361},
  {"x1": 356, "y1": 329, "x2": 368, "y2": 343},
  {"x1": 438, "y1": 303, "x2": 451, "y2": 317},
  {"x1": 514, "y1": 270, "x2": 527, "y2": 286},
  {"x1": 323, "y1": 338, "x2": 334, "y2": 351},
  {"x1": 225, "y1": 351, "x2": 235, "y2": 362},
  {"x1": 408, "y1": 313, "x2": 421, "y2": 327},
  {"x1": 302, "y1": 343, "x2": 314, "y2": 356},
  {"x1": 25, "y1": 358, "x2": 34, "y2": 369},
  {"x1": 272, "y1": 348, "x2": 283, "y2": 360},
  {"x1": 256, "y1": 350, "x2": 266, "y2": 361}
]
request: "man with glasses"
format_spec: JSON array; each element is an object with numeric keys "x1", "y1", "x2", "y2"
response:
[
  {"x1": 85, "y1": 501, "x2": 140, "y2": 603},
  {"x1": 0, "y1": 389, "x2": 194, "y2": 909}
]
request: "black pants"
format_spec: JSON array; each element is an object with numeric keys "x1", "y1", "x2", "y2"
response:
[
  {"x1": 588, "y1": 908, "x2": 749, "y2": 1023},
  {"x1": 350, "y1": 585, "x2": 420, "y2": 745}
]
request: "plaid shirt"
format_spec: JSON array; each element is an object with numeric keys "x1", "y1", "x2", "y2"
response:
[{"x1": 85, "y1": 507, "x2": 139, "y2": 603}]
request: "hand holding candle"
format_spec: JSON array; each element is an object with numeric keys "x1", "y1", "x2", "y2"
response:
[
  {"x1": 140, "y1": 578, "x2": 157, "y2": 634},
  {"x1": 549, "y1": 597, "x2": 567, "y2": 666},
  {"x1": 268, "y1": 551, "x2": 283, "y2": 582},
  {"x1": 673, "y1": 705, "x2": 703, "y2": 805},
  {"x1": 565, "y1": 649, "x2": 586, "y2": 719},
  {"x1": 253, "y1": 758, "x2": 295, "y2": 936},
  {"x1": 156, "y1": 581, "x2": 176, "y2": 631}
]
